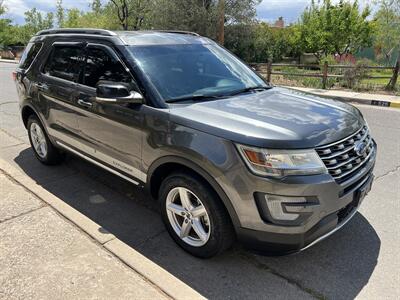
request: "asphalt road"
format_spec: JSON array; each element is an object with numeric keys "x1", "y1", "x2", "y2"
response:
[{"x1": 1, "y1": 62, "x2": 399, "y2": 299}]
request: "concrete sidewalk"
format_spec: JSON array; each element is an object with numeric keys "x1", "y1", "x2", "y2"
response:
[
  {"x1": 283, "y1": 86, "x2": 400, "y2": 108},
  {"x1": 0, "y1": 171, "x2": 170, "y2": 299}
]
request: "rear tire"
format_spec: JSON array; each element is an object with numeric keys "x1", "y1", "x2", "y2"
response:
[
  {"x1": 27, "y1": 115, "x2": 64, "y2": 165},
  {"x1": 159, "y1": 172, "x2": 235, "y2": 258}
]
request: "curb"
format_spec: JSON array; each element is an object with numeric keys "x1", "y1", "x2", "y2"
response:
[
  {"x1": 0, "y1": 158, "x2": 205, "y2": 300},
  {"x1": 283, "y1": 86, "x2": 400, "y2": 109}
]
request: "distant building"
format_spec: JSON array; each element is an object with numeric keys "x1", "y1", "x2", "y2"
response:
[{"x1": 273, "y1": 17, "x2": 285, "y2": 28}]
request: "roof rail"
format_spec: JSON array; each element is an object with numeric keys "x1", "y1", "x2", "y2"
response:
[
  {"x1": 154, "y1": 30, "x2": 200, "y2": 36},
  {"x1": 36, "y1": 28, "x2": 116, "y2": 36}
]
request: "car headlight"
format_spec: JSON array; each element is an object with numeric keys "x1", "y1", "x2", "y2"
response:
[{"x1": 236, "y1": 144, "x2": 327, "y2": 178}]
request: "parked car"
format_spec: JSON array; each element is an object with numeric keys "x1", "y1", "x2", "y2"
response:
[{"x1": 14, "y1": 29, "x2": 376, "y2": 258}]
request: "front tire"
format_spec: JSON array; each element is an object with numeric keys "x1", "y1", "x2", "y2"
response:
[
  {"x1": 27, "y1": 115, "x2": 64, "y2": 165},
  {"x1": 159, "y1": 172, "x2": 235, "y2": 258}
]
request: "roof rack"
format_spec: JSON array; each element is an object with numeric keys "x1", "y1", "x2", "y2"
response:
[
  {"x1": 153, "y1": 30, "x2": 200, "y2": 36},
  {"x1": 36, "y1": 28, "x2": 116, "y2": 36}
]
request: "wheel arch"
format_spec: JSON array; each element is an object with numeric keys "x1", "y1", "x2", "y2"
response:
[
  {"x1": 21, "y1": 105, "x2": 37, "y2": 128},
  {"x1": 146, "y1": 155, "x2": 241, "y2": 229}
]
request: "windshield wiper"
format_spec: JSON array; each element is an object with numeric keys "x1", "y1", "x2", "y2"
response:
[
  {"x1": 165, "y1": 86, "x2": 272, "y2": 103},
  {"x1": 165, "y1": 94, "x2": 226, "y2": 103},
  {"x1": 228, "y1": 86, "x2": 272, "y2": 96}
]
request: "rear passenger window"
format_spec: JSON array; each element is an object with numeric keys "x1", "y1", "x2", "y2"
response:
[
  {"x1": 82, "y1": 47, "x2": 133, "y2": 88},
  {"x1": 43, "y1": 46, "x2": 83, "y2": 82},
  {"x1": 19, "y1": 42, "x2": 43, "y2": 70}
]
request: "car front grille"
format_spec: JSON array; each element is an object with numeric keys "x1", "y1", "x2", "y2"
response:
[{"x1": 316, "y1": 126, "x2": 374, "y2": 183}]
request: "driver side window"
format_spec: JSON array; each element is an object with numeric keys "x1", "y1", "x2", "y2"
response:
[{"x1": 82, "y1": 47, "x2": 133, "y2": 88}]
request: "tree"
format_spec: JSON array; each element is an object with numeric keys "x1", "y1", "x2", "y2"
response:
[
  {"x1": 151, "y1": 0, "x2": 217, "y2": 37},
  {"x1": 151, "y1": 0, "x2": 260, "y2": 41},
  {"x1": 225, "y1": 0, "x2": 260, "y2": 24},
  {"x1": 0, "y1": 0, "x2": 13, "y2": 47},
  {"x1": 298, "y1": 0, "x2": 374, "y2": 61},
  {"x1": 373, "y1": 0, "x2": 400, "y2": 65},
  {"x1": 63, "y1": 9, "x2": 81, "y2": 28},
  {"x1": 22, "y1": 8, "x2": 54, "y2": 38},
  {"x1": 108, "y1": 0, "x2": 152, "y2": 30},
  {"x1": 78, "y1": 0, "x2": 115, "y2": 29},
  {"x1": 56, "y1": 0, "x2": 64, "y2": 27},
  {"x1": 91, "y1": 0, "x2": 103, "y2": 15},
  {"x1": 0, "y1": 0, "x2": 5, "y2": 15}
]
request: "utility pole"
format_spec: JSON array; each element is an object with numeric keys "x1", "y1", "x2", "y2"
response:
[{"x1": 217, "y1": 0, "x2": 225, "y2": 45}]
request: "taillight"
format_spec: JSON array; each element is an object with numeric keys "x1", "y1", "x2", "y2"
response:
[{"x1": 12, "y1": 71, "x2": 17, "y2": 81}]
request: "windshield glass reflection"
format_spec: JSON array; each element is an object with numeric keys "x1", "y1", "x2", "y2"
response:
[{"x1": 127, "y1": 43, "x2": 268, "y2": 101}]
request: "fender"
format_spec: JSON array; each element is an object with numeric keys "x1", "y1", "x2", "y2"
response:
[{"x1": 146, "y1": 155, "x2": 241, "y2": 229}]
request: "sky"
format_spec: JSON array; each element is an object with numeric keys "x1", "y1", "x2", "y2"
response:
[{"x1": 2, "y1": 0, "x2": 377, "y2": 25}]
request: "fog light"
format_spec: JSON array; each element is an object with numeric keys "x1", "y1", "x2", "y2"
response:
[{"x1": 265, "y1": 194, "x2": 307, "y2": 221}]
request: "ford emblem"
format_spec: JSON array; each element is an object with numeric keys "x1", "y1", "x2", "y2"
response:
[{"x1": 354, "y1": 141, "x2": 367, "y2": 156}]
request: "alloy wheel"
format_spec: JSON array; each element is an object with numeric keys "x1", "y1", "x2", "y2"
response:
[
  {"x1": 30, "y1": 123, "x2": 47, "y2": 158},
  {"x1": 166, "y1": 187, "x2": 211, "y2": 247}
]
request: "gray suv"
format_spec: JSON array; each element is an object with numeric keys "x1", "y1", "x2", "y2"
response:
[{"x1": 14, "y1": 29, "x2": 376, "y2": 258}]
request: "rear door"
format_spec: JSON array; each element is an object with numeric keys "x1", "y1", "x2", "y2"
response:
[
  {"x1": 38, "y1": 42, "x2": 84, "y2": 143},
  {"x1": 73, "y1": 43, "x2": 146, "y2": 184}
]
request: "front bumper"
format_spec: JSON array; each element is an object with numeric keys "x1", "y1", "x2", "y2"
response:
[
  {"x1": 237, "y1": 171, "x2": 373, "y2": 254},
  {"x1": 220, "y1": 141, "x2": 377, "y2": 254}
]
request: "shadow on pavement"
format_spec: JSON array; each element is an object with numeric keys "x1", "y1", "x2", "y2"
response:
[{"x1": 14, "y1": 148, "x2": 380, "y2": 299}]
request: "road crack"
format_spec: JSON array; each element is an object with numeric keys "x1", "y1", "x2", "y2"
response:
[
  {"x1": 239, "y1": 252, "x2": 326, "y2": 300},
  {"x1": 375, "y1": 165, "x2": 400, "y2": 181}
]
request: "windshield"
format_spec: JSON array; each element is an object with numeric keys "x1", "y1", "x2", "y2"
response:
[{"x1": 127, "y1": 43, "x2": 269, "y2": 102}]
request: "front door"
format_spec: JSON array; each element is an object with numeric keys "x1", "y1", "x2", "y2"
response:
[{"x1": 74, "y1": 43, "x2": 146, "y2": 184}]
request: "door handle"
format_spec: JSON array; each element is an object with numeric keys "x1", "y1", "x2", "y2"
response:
[
  {"x1": 35, "y1": 82, "x2": 49, "y2": 92},
  {"x1": 77, "y1": 99, "x2": 93, "y2": 108}
]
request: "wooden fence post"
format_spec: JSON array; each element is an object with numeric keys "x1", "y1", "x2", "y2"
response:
[
  {"x1": 267, "y1": 61, "x2": 272, "y2": 83},
  {"x1": 388, "y1": 59, "x2": 399, "y2": 90},
  {"x1": 322, "y1": 61, "x2": 328, "y2": 89}
]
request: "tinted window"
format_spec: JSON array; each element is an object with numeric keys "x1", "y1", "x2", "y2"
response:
[
  {"x1": 19, "y1": 42, "x2": 42, "y2": 69},
  {"x1": 83, "y1": 47, "x2": 132, "y2": 88},
  {"x1": 43, "y1": 46, "x2": 83, "y2": 82}
]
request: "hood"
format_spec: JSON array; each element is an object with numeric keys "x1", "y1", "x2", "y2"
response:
[{"x1": 168, "y1": 87, "x2": 364, "y2": 149}]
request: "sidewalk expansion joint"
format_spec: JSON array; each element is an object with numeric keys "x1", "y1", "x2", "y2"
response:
[
  {"x1": 1, "y1": 169, "x2": 49, "y2": 205},
  {"x1": 0, "y1": 205, "x2": 47, "y2": 225},
  {"x1": 239, "y1": 252, "x2": 326, "y2": 300}
]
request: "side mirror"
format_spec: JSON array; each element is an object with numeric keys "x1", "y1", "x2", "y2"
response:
[{"x1": 96, "y1": 83, "x2": 143, "y2": 104}]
